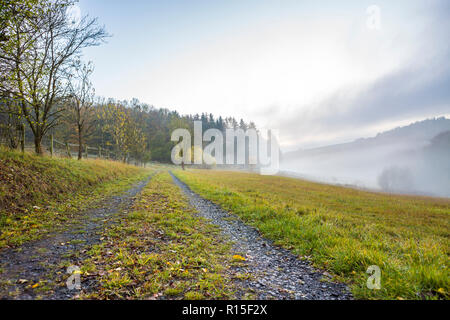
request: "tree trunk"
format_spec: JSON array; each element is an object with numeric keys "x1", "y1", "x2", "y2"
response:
[
  {"x1": 77, "y1": 126, "x2": 83, "y2": 160},
  {"x1": 78, "y1": 140, "x2": 83, "y2": 160},
  {"x1": 6, "y1": 116, "x2": 19, "y2": 149},
  {"x1": 20, "y1": 124, "x2": 25, "y2": 153},
  {"x1": 8, "y1": 133, "x2": 18, "y2": 149},
  {"x1": 34, "y1": 134, "x2": 43, "y2": 155}
]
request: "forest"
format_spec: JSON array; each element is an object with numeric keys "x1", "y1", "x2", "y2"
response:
[{"x1": 0, "y1": 0, "x2": 255, "y2": 164}]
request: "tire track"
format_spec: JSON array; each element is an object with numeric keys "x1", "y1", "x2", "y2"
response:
[
  {"x1": 0, "y1": 176, "x2": 152, "y2": 300},
  {"x1": 170, "y1": 172, "x2": 352, "y2": 300}
]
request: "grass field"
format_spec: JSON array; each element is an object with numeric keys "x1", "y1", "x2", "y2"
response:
[
  {"x1": 1, "y1": 147, "x2": 448, "y2": 300},
  {"x1": 0, "y1": 147, "x2": 150, "y2": 248},
  {"x1": 173, "y1": 169, "x2": 450, "y2": 300}
]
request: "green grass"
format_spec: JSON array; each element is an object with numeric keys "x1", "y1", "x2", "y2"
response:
[
  {"x1": 0, "y1": 147, "x2": 151, "y2": 248},
  {"x1": 81, "y1": 172, "x2": 241, "y2": 300},
  {"x1": 173, "y1": 169, "x2": 450, "y2": 300}
]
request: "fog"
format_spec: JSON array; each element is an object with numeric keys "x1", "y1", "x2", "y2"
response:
[{"x1": 281, "y1": 122, "x2": 450, "y2": 198}]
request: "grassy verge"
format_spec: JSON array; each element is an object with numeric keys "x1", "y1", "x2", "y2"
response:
[
  {"x1": 173, "y1": 169, "x2": 450, "y2": 300},
  {"x1": 0, "y1": 147, "x2": 151, "y2": 248},
  {"x1": 80, "y1": 171, "x2": 241, "y2": 300}
]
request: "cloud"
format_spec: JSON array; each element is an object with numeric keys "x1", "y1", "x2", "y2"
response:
[{"x1": 274, "y1": 1, "x2": 450, "y2": 149}]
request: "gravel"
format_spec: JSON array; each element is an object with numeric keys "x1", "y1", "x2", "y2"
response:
[{"x1": 171, "y1": 172, "x2": 352, "y2": 300}]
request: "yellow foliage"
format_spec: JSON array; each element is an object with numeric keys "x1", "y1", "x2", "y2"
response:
[{"x1": 232, "y1": 255, "x2": 246, "y2": 261}]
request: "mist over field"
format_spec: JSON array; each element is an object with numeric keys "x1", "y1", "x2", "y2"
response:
[{"x1": 281, "y1": 118, "x2": 450, "y2": 197}]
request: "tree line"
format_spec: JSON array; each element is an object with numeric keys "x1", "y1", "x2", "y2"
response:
[
  {"x1": 54, "y1": 97, "x2": 257, "y2": 164},
  {"x1": 0, "y1": 0, "x2": 256, "y2": 164}
]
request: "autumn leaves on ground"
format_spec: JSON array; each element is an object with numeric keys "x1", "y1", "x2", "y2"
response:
[
  {"x1": 0, "y1": 148, "x2": 448, "y2": 300},
  {"x1": 82, "y1": 172, "x2": 242, "y2": 300}
]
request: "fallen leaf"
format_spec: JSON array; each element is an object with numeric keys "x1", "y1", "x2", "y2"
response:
[
  {"x1": 232, "y1": 255, "x2": 246, "y2": 261},
  {"x1": 437, "y1": 288, "x2": 446, "y2": 295}
]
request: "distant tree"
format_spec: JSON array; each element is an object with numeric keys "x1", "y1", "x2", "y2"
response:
[
  {"x1": 99, "y1": 102, "x2": 147, "y2": 163},
  {"x1": 378, "y1": 166, "x2": 414, "y2": 193},
  {"x1": 67, "y1": 61, "x2": 96, "y2": 160},
  {"x1": 200, "y1": 113, "x2": 208, "y2": 129},
  {"x1": 230, "y1": 117, "x2": 238, "y2": 129},
  {"x1": 99, "y1": 103, "x2": 129, "y2": 161},
  {"x1": 239, "y1": 119, "x2": 248, "y2": 130},
  {"x1": 216, "y1": 116, "x2": 225, "y2": 132}
]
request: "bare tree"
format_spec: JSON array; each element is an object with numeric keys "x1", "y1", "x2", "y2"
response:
[
  {"x1": 66, "y1": 60, "x2": 96, "y2": 160},
  {"x1": 0, "y1": 0, "x2": 108, "y2": 154}
]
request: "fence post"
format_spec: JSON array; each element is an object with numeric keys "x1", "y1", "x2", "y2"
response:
[
  {"x1": 20, "y1": 123, "x2": 25, "y2": 153},
  {"x1": 98, "y1": 146, "x2": 101, "y2": 159},
  {"x1": 85, "y1": 144, "x2": 88, "y2": 159},
  {"x1": 66, "y1": 142, "x2": 72, "y2": 158},
  {"x1": 50, "y1": 134, "x2": 54, "y2": 157}
]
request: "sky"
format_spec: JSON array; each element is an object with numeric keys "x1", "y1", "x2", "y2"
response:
[{"x1": 77, "y1": 0, "x2": 450, "y2": 150}]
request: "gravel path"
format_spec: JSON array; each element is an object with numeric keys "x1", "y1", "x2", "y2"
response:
[
  {"x1": 0, "y1": 176, "x2": 151, "y2": 300},
  {"x1": 171, "y1": 172, "x2": 352, "y2": 300}
]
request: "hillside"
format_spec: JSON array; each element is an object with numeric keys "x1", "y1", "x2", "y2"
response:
[
  {"x1": 284, "y1": 117, "x2": 450, "y2": 159},
  {"x1": 282, "y1": 117, "x2": 450, "y2": 196},
  {"x1": 0, "y1": 147, "x2": 149, "y2": 247}
]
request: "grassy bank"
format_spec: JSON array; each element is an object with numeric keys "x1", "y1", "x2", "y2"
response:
[
  {"x1": 81, "y1": 171, "x2": 240, "y2": 300},
  {"x1": 173, "y1": 169, "x2": 450, "y2": 300},
  {"x1": 0, "y1": 147, "x2": 150, "y2": 248}
]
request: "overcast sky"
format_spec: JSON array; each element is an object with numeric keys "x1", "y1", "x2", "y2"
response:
[{"x1": 77, "y1": 0, "x2": 450, "y2": 150}]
